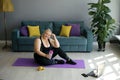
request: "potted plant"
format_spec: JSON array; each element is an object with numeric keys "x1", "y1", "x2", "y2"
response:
[{"x1": 88, "y1": 0, "x2": 116, "y2": 51}]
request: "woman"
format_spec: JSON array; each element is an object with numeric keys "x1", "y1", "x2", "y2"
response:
[{"x1": 34, "y1": 28, "x2": 76, "y2": 66}]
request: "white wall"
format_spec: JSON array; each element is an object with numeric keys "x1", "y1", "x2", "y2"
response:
[{"x1": 109, "y1": 0, "x2": 120, "y2": 34}]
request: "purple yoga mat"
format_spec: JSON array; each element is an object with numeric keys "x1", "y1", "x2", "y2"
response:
[{"x1": 12, "y1": 58, "x2": 85, "y2": 68}]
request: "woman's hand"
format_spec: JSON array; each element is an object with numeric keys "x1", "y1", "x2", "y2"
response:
[
  {"x1": 51, "y1": 33, "x2": 56, "y2": 40},
  {"x1": 45, "y1": 54, "x2": 51, "y2": 59}
]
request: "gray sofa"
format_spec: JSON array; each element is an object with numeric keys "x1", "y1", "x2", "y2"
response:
[{"x1": 12, "y1": 21, "x2": 93, "y2": 52}]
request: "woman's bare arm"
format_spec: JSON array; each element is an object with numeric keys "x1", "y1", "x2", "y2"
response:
[
  {"x1": 50, "y1": 33, "x2": 60, "y2": 48},
  {"x1": 34, "y1": 38, "x2": 50, "y2": 58}
]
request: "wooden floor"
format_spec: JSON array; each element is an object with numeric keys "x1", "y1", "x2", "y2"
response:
[{"x1": 0, "y1": 41, "x2": 120, "y2": 80}]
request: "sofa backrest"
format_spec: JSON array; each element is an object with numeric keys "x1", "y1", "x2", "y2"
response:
[
  {"x1": 21, "y1": 21, "x2": 85, "y2": 36},
  {"x1": 21, "y1": 21, "x2": 53, "y2": 34}
]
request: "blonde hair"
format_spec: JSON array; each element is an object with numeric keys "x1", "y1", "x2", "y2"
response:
[{"x1": 44, "y1": 28, "x2": 52, "y2": 33}]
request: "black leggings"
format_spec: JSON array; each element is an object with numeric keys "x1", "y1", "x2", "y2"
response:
[{"x1": 34, "y1": 47, "x2": 69, "y2": 66}]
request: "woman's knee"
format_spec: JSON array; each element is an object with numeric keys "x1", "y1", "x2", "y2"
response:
[
  {"x1": 53, "y1": 47, "x2": 63, "y2": 52},
  {"x1": 42, "y1": 60, "x2": 55, "y2": 66}
]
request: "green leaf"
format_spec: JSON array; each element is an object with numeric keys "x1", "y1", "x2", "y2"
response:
[
  {"x1": 109, "y1": 19, "x2": 115, "y2": 24},
  {"x1": 104, "y1": 14, "x2": 112, "y2": 20},
  {"x1": 102, "y1": 5, "x2": 111, "y2": 13},
  {"x1": 88, "y1": 11, "x2": 96, "y2": 15},
  {"x1": 88, "y1": 3, "x2": 99, "y2": 9},
  {"x1": 102, "y1": 0, "x2": 111, "y2": 4}
]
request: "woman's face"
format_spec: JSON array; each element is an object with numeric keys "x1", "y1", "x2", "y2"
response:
[{"x1": 43, "y1": 30, "x2": 52, "y2": 39}]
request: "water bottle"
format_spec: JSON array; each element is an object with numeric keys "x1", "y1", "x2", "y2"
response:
[{"x1": 49, "y1": 50, "x2": 53, "y2": 59}]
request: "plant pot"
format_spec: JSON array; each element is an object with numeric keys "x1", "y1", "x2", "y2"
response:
[{"x1": 98, "y1": 42, "x2": 106, "y2": 51}]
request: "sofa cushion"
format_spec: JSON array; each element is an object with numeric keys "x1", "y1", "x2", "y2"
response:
[
  {"x1": 57, "y1": 36, "x2": 87, "y2": 45},
  {"x1": 27, "y1": 25, "x2": 40, "y2": 37},
  {"x1": 53, "y1": 22, "x2": 66, "y2": 35},
  {"x1": 40, "y1": 22, "x2": 53, "y2": 34},
  {"x1": 67, "y1": 23, "x2": 80, "y2": 36},
  {"x1": 60, "y1": 25, "x2": 72, "y2": 37},
  {"x1": 20, "y1": 26, "x2": 28, "y2": 36},
  {"x1": 18, "y1": 37, "x2": 36, "y2": 45}
]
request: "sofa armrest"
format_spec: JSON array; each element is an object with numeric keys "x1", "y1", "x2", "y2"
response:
[
  {"x1": 83, "y1": 27, "x2": 93, "y2": 52},
  {"x1": 12, "y1": 29, "x2": 20, "y2": 38},
  {"x1": 11, "y1": 29, "x2": 20, "y2": 51}
]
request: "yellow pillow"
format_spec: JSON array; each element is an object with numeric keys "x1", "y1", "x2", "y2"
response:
[
  {"x1": 27, "y1": 25, "x2": 40, "y2": 37},
  {"x1": 60, "y1": 25, "x2": 72, "y2": 37}
]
